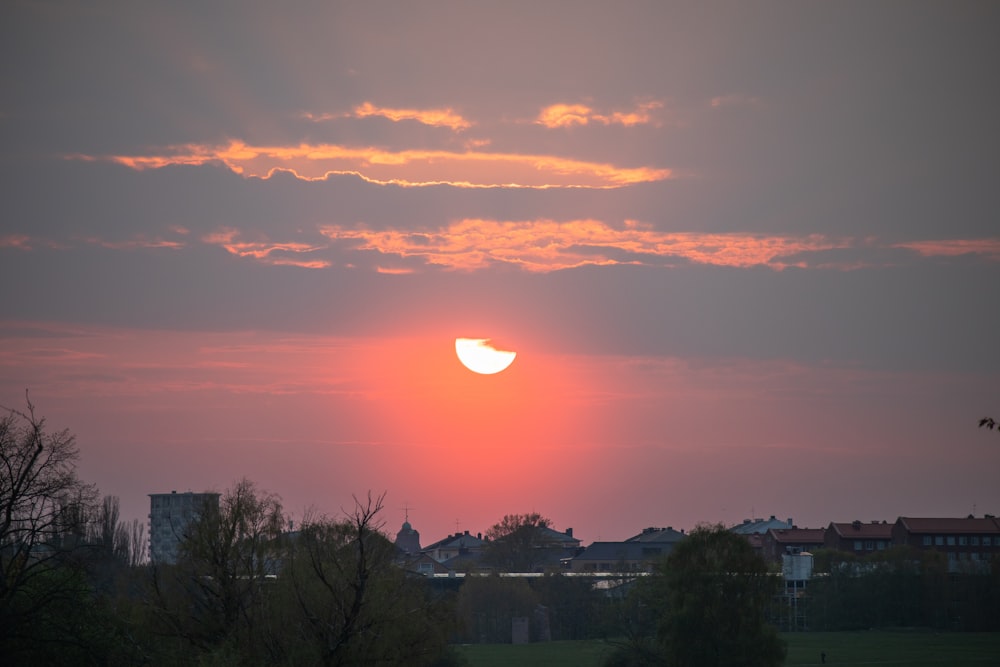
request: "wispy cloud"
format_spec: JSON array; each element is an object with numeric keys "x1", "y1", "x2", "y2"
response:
[
  {"x1": 894, "y1": 239, "x2": 1000, "y2": 260},
  {"x1": 319, "y1": 219, "x2": 852, "y2": 272},
  {"x1": 535, "y1": 100, "x2": 664, "y2": 128},
  {"x1": 202, "y1": 228, "x2": 331, "y2": 269},
  {"x1": 302, "y1": 102, "x2": 473, "y2": 131},
  {"x1": 85, "y1": 141, "x2": 672, "y2": 188},
  {"x1": 0, "y1": 234, "x2": 32, "y2": 250}
]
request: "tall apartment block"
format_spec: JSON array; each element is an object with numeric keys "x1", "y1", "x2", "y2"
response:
[{"x1": 148, "y1": 490, "x2": 220, "y2": 563}]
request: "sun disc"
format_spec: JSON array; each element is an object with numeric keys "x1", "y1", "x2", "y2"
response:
[{"x1": 455, "y1": 338, "x2": 516, "y2": 375}]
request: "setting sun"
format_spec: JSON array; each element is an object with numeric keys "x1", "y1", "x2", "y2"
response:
[{"x1": 455, "y1": 338, "x2": 517, "y2": 375}]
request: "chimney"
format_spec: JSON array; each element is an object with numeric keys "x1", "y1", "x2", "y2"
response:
[
  {"x1": 566, "y1": 527, "x2": 573, "y2": 538},
  {"x1": 787, "y1": 518, "x2": 793, "y2": 526}
]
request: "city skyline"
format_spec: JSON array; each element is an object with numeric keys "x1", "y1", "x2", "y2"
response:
[{"x1": 2, "y1": 1, "x2": 999, "y2": 542}]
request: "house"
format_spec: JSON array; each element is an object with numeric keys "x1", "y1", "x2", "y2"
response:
[
  {"x1": 730, "y1": 516, "x2": 794, "y2": 535},
  {"x1": 422, "y1": 530, "x2": 486, "y2": 563},
  {"x1": 626, "y1": 526, "x2": 686, "y2": 542},
  {"x1": 892, "y1": 516, "x2": 1000, "y2": 571},
  {"x1": 400, "y1": 552, "x2": 452, "y2": 577},
  {"x1": 825, "y1": 520, "x2": 894, "y2": 556},
  {"x1": 570, "y1": 526, "x2": 686, "y2": 573},
  {"x1": 761, "y1": 527, "x2": 825, "y2": 563},
  {"x1": 569, "y1": 540, "x2": 678, "y2": 572}
]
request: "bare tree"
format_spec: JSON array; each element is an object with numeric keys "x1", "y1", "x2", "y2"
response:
[
  {"x1": 150, "y1": 478, "x2": 285, "y2": 657},
  {"x1": 283, "y1": 492, "x2": 452, "y2": 666},
  {"x1": 0, "y1": 394, "x2": 98, "y2": 656},
  {"x1": 980, "y1": 417, "x2": 997, "y2": 433}
]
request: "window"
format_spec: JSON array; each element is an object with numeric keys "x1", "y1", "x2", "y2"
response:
[
  {"x1": 947, "y1": 536, "x2": 956, "y2": 546},
  {"x1": 854, "y1": 540, "x2": 863, "y2": 550},
  {"x1": 877, "y1": 541, "x2": 886, "y2": 550},
  {"x1": 935, "y1": 536, "x2": 944, "y2": 546},
  {"x1": 971, "y1": 536, "x2": 980, "y2": 546},
  {"x1": 959, "y1": 536, "x2": 968, "y2": 546},
  {"x1": 922, "y1": 536, "x2": 932, "y2": 546},
  {"x1": 972, "y1": 552, "x2": 980, "y2": 561},
  {"x1": 864, "y1": 540, "x2": 874, "y2": 550},
  {"x1": 984, "y1": 537, "x2": 992, "y2": 547}
]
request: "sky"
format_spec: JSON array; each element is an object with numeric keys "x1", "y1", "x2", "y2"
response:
[{"x1": 2, "y1": 1, "x2": 999, "y2": 545}]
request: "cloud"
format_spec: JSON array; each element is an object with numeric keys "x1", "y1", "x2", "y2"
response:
[
  {"x1": 319, "y1": 219, "x2": 853, "y2": 272},
  {"x1": 894, "y1": 239, "x2": 1000, "y2": 261},
  {"x1": 85, "y1": 141, "x2": 672, "y2": 188},
  {"x1": 535, "y1": 100, "x2": 664, "y2": 128},
  {"x1": 302, "y1": 102, "x2": 474, "y2": 131},
  {"x1": 201, "y1": 228, "x2": 331, "y2": 269}
]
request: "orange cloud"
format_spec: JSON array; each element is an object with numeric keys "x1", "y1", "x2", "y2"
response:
[
  {"x1": 351, "y1": 102, "x2": 472, "y2": 131},
  {"x1": 535, "y1": 100, "x2": 664, "y2": 128},
  {"x1": 95, "y1": 141, "x2": 671, "y2": 188},
  {"x1": 894, "y1": 239, "x2": 1000, "y2": 260},
  {"x1": 319, "y1": 219, "x2": 849, "y2": 272},
  {"x1": 302, "y1": 103, "x2": 473, "y2": 131},
  {"x1": 202, "y1": 228, "x2": 331, "y2": 268}
]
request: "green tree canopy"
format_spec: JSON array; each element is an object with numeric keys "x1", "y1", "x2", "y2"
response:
[{"x1": 644, "y1": 524, "x2": 785, "y2": 667}]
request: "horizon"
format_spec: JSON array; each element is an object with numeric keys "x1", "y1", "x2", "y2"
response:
[{"x1": 2, "y1": 2, "x2": 998, "y2": 548}]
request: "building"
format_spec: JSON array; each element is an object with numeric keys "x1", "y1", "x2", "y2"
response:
[
  {"x1": 394, "y1": 518, "x2": 421, "y2": 556},
  {"x1": 423, "y1": 530, "x2": 486, "y2": 564},
  {"x1": 148, "y1": 490, "x2": 220, "y2": 564},
  {"x1": 892, "y1": 516, "x2": 1000, "y2": 571},
  {"x1": 570, "y1": 540, "x2": 678, "y2": 572},
  {"x1": 626, "y1": 526, "x2": 686, "y2": 542},
  {"x1": 730, "y1": 516, "x2": 794, "y2": 535},
  {"x1": 761, "y1": 527, "x2": 825, "y2": 563},
  {"x1": 570, "y1": 526, "x2": 686, "y2": 572},
  {"x1": 824, "y1": 520, "x2": 894, "y2": 556}
]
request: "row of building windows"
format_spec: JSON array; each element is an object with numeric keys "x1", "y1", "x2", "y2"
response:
[
  {"x1": 853, "y1": 540, "x2": 890, "y2": 551},
  {"x1": 921, "y1": 535, "x2": 994, "y2": 547},
  {"x1": 947, "y1": 551, "x2": 996, "y2": 561}
]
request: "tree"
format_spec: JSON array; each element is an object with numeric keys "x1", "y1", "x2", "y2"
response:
[
  {"x1": 0, "y1": 395, "x2": 100, "y2": 661},
  {"x1": 260, "y1": 491, "x2": 453, "y2": 666},
  {"x1": 149, "y1": 477, "x2": 286, "y2": 662},
  {"x1": 980, "y1": 417, "x2": 997, "y2": 433},
  {"x1": 637, "y1": 525, "x2": 785, "y2": 667},
  {"x1": 483, "y1": 512, "x2": 556, "y2": 572}
]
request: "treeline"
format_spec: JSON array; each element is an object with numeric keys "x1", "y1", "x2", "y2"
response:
[
  {"x1": 3, "y1": 399, "x2": 999, "y2": 666},
  {"x1": 797, "y1": 547, "x2": 1000, "y2": 632}
]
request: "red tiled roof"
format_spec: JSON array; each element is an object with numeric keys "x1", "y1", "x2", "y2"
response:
[
  {"x1": 829, "y1": 521, "x2": 894, "y2": 539},
  {"x1": 897, "y1": 517, "x2": 1000, "y2": 534}
]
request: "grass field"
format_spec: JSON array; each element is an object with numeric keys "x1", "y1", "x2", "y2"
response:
[{"x1": 455, "y1": 631, "x2": 1000, "y2": 667}]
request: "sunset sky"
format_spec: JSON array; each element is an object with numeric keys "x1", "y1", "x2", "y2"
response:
[{"x1": 2, "y1": 1, "x2": 998, "y2": 544}]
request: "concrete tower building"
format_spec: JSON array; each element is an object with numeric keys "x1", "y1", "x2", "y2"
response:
[{"x1": 148, "y1": 490, "x2": 220, "y2": 563}]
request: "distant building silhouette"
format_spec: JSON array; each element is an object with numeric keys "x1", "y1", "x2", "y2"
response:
[
  {"x1": 395, "y1": 518, "x2": 422, "y2": 555},
  {"x1": 148, "y1": 490, "x2": 219, "y2": 564}
]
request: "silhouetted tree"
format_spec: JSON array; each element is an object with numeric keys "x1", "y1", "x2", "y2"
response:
[
  {"x1": 483, "y1": 512, "x2": 556, "y2": 572},
  {"x1": 279, "y1": 492, "x2": 453, "y2": 666},
  {"x1": 149, "y1": 478, "x2": 285, "y2": 662},
  {"x1": 636, "y1": 524, "x2": 785, "y2": 667},
  {"x1": 980, "y1": 417, "x2": 997, "y2": 433},
  {"x1": 0, "y1": 395, "x2": 100, "y2": 662}
]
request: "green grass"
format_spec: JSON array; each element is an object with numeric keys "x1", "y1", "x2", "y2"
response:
[
  {"x1": 783, "y1": 631, "x2": 1000, "y2": 665},
  {"x1": 453, "y1": 639, "x2": 614, "y2": 667},
  {"x1": 455, "y1": 632, "x2": 1000, "y2": 667}
]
